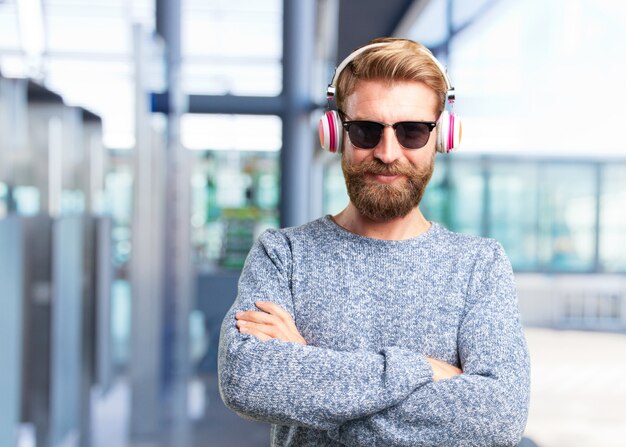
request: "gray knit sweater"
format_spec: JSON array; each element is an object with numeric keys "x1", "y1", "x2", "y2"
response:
[{"x1": 218, "y1": 216, "x2": 530, "y2": 446}]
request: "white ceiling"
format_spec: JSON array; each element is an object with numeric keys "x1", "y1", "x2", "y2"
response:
[{"x1": 0, "y1": 0, "x2": 283, "y2": 148}]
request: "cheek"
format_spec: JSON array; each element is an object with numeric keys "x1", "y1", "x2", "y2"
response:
[
  {"x1": 403, "y1": 148, "x2": 435, "y2": 171},
  {"x1": 341, "y1": 146, "x2": 356, "y2": 165},
  {"x1": 343, "y1": 142, "x2": 372, "y2": 165}
]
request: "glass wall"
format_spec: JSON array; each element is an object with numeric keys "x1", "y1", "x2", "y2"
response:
[
  {"x1": 488, "y1": 160, "x2": 539, "y2": 270},
  {"x1": 182, "y1": 0, "x2": 282, "y2": 96},
  {"x1": 445, "y1": 159, "x2": 485, "y2": 236},
  {"x1": 323, "y1": 161, "x2": 349, "y2": 216},
  {"x1": 536, "y1": 163, "x2": 597, "y2": 272},
  {"x1": 190, "y1": 149, "x2": 280, "y2": 270},
  {"x1": 323, "y1": 156, "x2": 626, "y2": 273},
  {"x1": 0, "y1": 182, "x2": 6, "y2": 217},
  {"x1": 103, "y1": 152, "x2": 134, "y2": 368},
  {"x1": 600, "y1": 164, "x2": 626, "y2": 272},
  {"x1": 180, "y1": 0, "x2": 284, "y2": 269}
]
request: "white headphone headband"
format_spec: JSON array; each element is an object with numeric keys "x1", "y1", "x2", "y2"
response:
[{"x1": 326, "y1": 41, "x2": 454, "y2": 101}]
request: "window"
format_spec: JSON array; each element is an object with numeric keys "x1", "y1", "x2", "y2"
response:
[
  {"x1": 599, "y1": 164, "x2": 626, "y2": 272},
  {"x1": 182, "y1": 0, "x2": 282, "y2": 96},
  {"x1": 537, "y1": 164, "x2": 597, "y2": 272},
  {"x1": 489, "y1": 161, "x2": 539, "y2": 270}
]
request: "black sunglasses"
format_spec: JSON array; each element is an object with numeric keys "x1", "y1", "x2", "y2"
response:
[{"x1": 341, "y1": 114, "x2": 437, "y2": 150}]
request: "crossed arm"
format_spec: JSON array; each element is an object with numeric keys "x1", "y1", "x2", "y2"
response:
[
  {"x1": 218, "y1": 231, "x2": 530, "y2": 446},
  {"x1": 236, "y1": 301, "x2": 462, "y2": 382}
]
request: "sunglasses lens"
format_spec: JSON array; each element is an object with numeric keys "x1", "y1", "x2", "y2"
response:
[
  {"x1": 396, "y1": 122, "x2": 431, "y2": 149},
  {"x1": 345, "y1": 120, "x2": 434, "y2": 149},
  {"x1": 347, "y1": 122, "x2": 383, "y2": 149}
]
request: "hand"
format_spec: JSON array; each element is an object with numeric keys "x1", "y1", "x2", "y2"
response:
[
  {"x1": 426, "y1": 357, "x2": 462, "y2": 381},
  {"x1": 235, "y1": 301, "x2": 307, "y2": 345}
]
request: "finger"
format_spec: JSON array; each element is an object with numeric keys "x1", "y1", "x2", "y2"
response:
[
  {"x1": 236, "y1": 310, "x2": 279, "y2": 325},
  {"x1": 253, "y1": 302, "x2": 307, "y2": 345},
  {"x1": 255, "y1": 301, "x2": 297, "y2": 327},
  {"x1": 237, "y1": 320, "x2": 284, "y2": 340},
  {"x1": 237, "y1": 305, "x2": 306, "y2": 345}
]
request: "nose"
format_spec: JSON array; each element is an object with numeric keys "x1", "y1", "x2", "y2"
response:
[{"x1": 373, "y1": 126, "x2": 403, "y2": 164}]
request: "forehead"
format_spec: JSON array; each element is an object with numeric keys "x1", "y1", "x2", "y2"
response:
[{"x1": 343, "y1": 79, "x2": 439, "y2": 120}]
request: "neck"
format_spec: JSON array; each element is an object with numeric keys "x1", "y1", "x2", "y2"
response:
[{"x1": 332, "y1": 203, "x2": 431, "y2": 240}]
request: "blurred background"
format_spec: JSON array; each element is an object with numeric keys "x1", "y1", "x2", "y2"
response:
[{"x1": 1, "y1": 0, "x2": 625, "y2": 446}]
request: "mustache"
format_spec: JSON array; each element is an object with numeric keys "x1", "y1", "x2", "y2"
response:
[{"x1": 344, "y1": 159, "x2": 419, "y2": 177}]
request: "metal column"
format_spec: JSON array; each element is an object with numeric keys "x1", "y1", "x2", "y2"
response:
[
  {"x1": 280, "y1": 0, "x2": 317, "y2": 227},
  {"x1": 157, "y1": 0, "x2": 193, "y2": 444},
  {"x1": 130, "y1": 24, "x2": 165, "y2": 441}
]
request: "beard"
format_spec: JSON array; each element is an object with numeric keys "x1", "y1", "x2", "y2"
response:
[{"x1": 341, "y1": 153, "x2": 435, "y2": 222}]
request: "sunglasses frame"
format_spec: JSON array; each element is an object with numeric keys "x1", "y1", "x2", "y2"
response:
[{"x1": 341, "y1": 116, "x2": 437, "y2": 150}]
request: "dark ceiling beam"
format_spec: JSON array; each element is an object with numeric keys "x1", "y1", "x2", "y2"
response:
[
  {"x1": 393, "y1": 0, "x2": 433, "y2": 37},
  {"x1": 336, "y1": 0, "x2": 415, "y2": 62},
  {"x1": 151, "y1": 92, "x2": 290, "y2": 115},
  {"x1": 27, "y1": 80, "x2": 63, "y2": 103}
]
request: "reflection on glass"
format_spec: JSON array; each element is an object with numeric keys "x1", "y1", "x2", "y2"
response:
[
  {"x1": 322, "y1": 161, "x2": 349, "y2": 216},
  {"x1": 421, "y1": 158, "x2": 449, "y2": 225},
  {"x1": 105, "y1": 165, "x2": 133, "y2": 268},
  {"x1": 182, "y1": 61, "x2": 282, "y2": 97},
  {"x1": 0, "y1": 182, "x2": 7, "y2": 217},
  {"x1": 537, "y1": 164, "x2": 596, "y2": 272},
  {"x1": 447, "y1": 159, "x2": 484, "y2": 236},
  {"x1": 600, "y1": 164, "x2": 626, "y2": 272},
  {"x1": 13, "y1": 186, "x2": 40, "y2": 215},
  {"x1": 489, "y1": 161, "x2": 539, "y2": 270},
  {"x1": 191, "y1": 150, "x2": 279, "y2": 270},
  {"x1": 182, "y1": 0, "x2": 282, "y2": 97},
  {"x1": 60, "y1": 190, "x2": 85, "y2": 214},
  {"x1": 111, "y1": 279, "x2": 131, "y2": 368},
  {"x1": 181, "y1": 114, "x2": 281, "y2": 152}
]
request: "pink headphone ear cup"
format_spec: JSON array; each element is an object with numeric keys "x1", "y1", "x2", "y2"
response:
[
  {"x1": 319, "y1": 110, "x2": 343, "y2": 153},
  {"x1": 452, "y1": 114, "x2": 462, "y2": 150}
]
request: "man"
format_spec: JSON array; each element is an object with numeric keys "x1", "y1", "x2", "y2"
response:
[{"x1": 218, "y1": 37, "x2": 530, "y2": 446}]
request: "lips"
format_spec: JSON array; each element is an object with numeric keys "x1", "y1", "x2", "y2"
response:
[
  {"x1": 367, "y1": 169, "x2": 399, "y2": 176},
  {"x1": 367, "y1": 172, "x2": 404, "y2": 184},
  {"x1": 366, "y1": 165, "x2": 411, "y2": 177}
]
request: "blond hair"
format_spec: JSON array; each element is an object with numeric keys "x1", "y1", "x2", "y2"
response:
[{"x1": 335, "y1": 37, "x2": 448, "y2": 115}]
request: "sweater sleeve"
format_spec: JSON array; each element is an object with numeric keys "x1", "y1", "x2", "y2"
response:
[
  {"x1": 328, "y1": 242, "x2": 531, "y2": 446},
  {"x1": 217, "y1": 229, "x2": 433, "y2": 431}
]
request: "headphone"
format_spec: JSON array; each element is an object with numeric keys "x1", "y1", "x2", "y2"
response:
[{"x1": 319, "y1": 42, "x2": 461, "y2": 154}]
